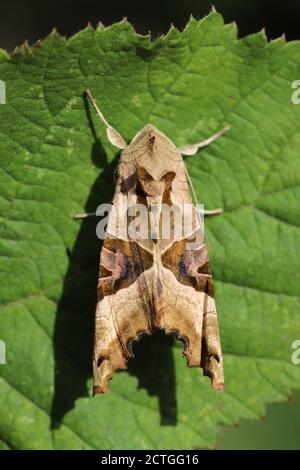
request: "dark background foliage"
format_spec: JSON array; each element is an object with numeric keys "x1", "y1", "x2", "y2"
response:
[
  {"x1": 1, "y1": 0, "x2": 300, "y2": 450},
  {"x1": 1, "y1": 0, "x2": 300, "y2": 51}
]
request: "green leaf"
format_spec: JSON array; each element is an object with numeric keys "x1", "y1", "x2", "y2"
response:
[{"x1": 1, "y1": 11, "x2": 300, "y2": 450}]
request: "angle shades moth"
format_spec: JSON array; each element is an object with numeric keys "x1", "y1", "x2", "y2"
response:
[{"x1": 85, "y1": 90, "x2": 227, "y2": 395}]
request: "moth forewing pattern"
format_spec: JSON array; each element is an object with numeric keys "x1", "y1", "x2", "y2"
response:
[{"x1": 87, "y1": 91, "x2": 225, "y2": 395}]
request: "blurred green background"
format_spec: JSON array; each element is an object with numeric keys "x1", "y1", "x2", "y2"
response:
[
  {"x1": 216, "y1": 392, "x2": 300, "y2": 449},
  {"x1": 1, "y1": 0, "x2": 299, "y2": 450}
]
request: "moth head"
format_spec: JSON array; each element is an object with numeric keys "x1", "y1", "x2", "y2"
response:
[{"x1": 136, "y1": 166, "x2": 176, "y2": 198}]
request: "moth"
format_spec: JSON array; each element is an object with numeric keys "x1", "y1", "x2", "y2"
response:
[{"x1": 83, "y1": 90, "x2": 228, "y2": 395}]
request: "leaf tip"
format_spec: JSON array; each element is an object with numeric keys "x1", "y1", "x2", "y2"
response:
[
  {"x1": 22, "y1": 39, "x2": 30, "y2": 50},
  {"x1": 32, "y1": 38, "x2": 42, "y2": 49},
  {"x1": 225, "y1": 20, "x2": 238, "y2": 38},
  {"x1": 260, "y1": 27, "x2": 268, "y2": 41},
  {"x1": 200, "y1": 6, "x2": 225, "y2": 29},
  {"x1": 0, "y1": 48, "x2": 9, "y2": 60},
  {"x1": 49, "y1": 26, "x2": 65, "y2": 42},
  {"x1": 281, "y1": 32, "x2": 287, "y2": 42},
  {"x1": 96, "y1": 21, "x2": 105, "y2": 31}
]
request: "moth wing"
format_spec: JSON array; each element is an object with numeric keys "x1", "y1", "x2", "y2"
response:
[
  {"x1": 93, "y1": 237, "x2": 154, "y2": 394},
  {"x1": 160, "y1": 237, "x2": 224, "y2": 390}
]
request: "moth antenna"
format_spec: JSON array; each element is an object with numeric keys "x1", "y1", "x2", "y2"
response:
[
  {"x1": 86, "y1": 89, "x2": 127, "y2": 149},
  {"x1": 184, "y1": 165, "x2": 198, "y2": 206},
  {"x1": 179, "y1": 126, "x2": 230, "y2": 156},
  {"x1": 184, "y1": 164, "x2": 205, "y2": 237}
]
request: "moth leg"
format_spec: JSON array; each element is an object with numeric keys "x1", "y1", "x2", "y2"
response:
[
  {"x1": 201, "y1": 208, "x2": 223, "y2": 216},
  {"x1": 73, "y1": 211, "x2": 97, "y2": 220},
  {"x1": 178, "y1": 126, "x2": 230, "y2": 156},
  {"x1": 86, "y1": 89, "x2": 127, "y2": 149}
]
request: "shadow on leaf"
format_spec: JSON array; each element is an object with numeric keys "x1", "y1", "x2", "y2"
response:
[{"x1": 127, "y1": 331, "x2": 177, "y2": 425}]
